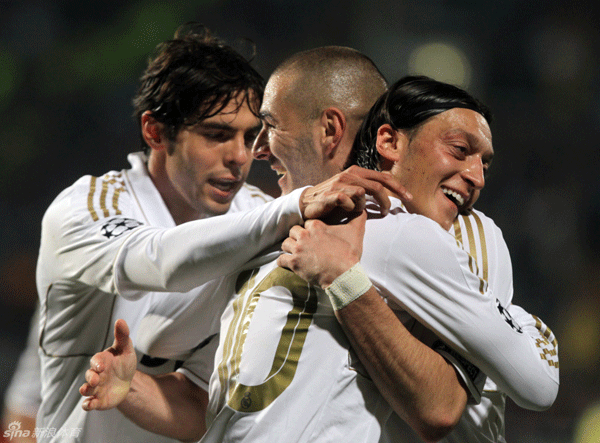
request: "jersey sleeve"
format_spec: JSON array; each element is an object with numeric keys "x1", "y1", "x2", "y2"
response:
[
  {"x1": 176, "y1": 335, "x2": 220, "y2": 391},
  {"x1": 432, "y1": 340, "x2": 487, "y2": 405},
  {"x1": 39, "y1": 174, "x2": 303, "y2": 301},
  {"x1": 379, "y1": 217, "x2": 559, "y2": 411},
  {"x1": 37, "y1": 173, "x2": 145, "y2": 298},
  {"x1": 411, "y1": 323, "x2": 486, "y2": 405},
  {"x1": 113, "y1": 187, "x2": 305, "y2": 299}
]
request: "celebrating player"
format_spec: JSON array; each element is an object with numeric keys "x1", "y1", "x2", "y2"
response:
[
  {"x1": 37, "y1": 26, "x2": 402, "y2": 443},
  {"x1": 80, "y1": 50, "x2": 558, "y2": 442}
]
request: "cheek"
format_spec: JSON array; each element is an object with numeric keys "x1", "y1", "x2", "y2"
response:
[
  {"x1": 471, "y1": 189, "x2": 481, "y2": 206},
  {"x1": 191, "y1": 147, "x2": 221, "y2": 170},
  {"x1": 270, "y1": 132, "x2": 291, "y2": 155}
]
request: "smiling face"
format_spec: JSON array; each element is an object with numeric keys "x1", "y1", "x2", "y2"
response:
[
  {"x1": 385, "y1": 108, "x2": 493, "y2": 230},
  {"x1": 252, "y1": 74, "x2": 329, "y2": 195},
  {"x1": 148, "y1": 92, "x2": 262, "y2": 223}
]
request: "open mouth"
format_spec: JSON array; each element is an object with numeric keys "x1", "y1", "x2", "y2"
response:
[
  {"x1": 442, "y1": 187, "x2": 465, "y2": 207},
  {"x1": 270, "y1": 159, "x2": 287, "y2": 177},
  {"x1": 209, "y1": 179, "x2": 240, "y2": 193}
]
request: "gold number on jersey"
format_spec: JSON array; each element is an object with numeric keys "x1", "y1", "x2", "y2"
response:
[{"x1": 217, "y1": 267, "x2": 318, "y2": 413}]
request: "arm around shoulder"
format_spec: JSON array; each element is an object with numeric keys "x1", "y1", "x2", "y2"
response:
[{"x1": 383, "y1": 217, "x2": 559, "y2": 411}]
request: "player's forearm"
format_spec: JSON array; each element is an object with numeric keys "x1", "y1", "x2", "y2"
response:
[
  {"x1": 114, "y1": 188, "x2": 304, "y2": 297},
  {"x1": 383, "y1": 222, "x2": 559, "y2": 410},
  {"x1": 395, "y1": 289, "x2": 559, "y2": 410},
  {"x1": 118, "y1": 371, "x2": 207, "y2": 442},
  {"x1": 335, "y1": 287, "x2": 467, "y2": 443}
]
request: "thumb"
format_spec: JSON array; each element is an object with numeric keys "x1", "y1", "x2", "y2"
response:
[
  {"x1": 347, "y1": 209, "x2": 368, "y2": 234},
  {"x1": 113, "y1": 319, "x2": 131, "y2": 352}
]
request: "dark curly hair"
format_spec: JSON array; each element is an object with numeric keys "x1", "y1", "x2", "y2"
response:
[
  {"x1": 352, "y1": 75, "x2": 492, "y2": 170},
  {"x1": 132, "y1": 23, "x2": 265, "y2": 154}
]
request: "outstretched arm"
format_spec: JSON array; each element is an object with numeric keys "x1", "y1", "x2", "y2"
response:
[
  {"x1": 278, "y1": 214, "x2": 467, "y2": 442},
  {"x1": 80, "y1": 320, "x2": 207, "y2": 442},
  {"x1": 115, "y1": 167, "x2": 410, "y2": 298}
]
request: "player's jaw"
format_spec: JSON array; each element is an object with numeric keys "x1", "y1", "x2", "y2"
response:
[
  {"x1": 401, "y1": 178, "x2": 476, "y2": 231},
  {"x1": 266, "y1": 157, "x2": 292, "y2": 195},
  {"x1": 437, "y1": 178, "x2": 481, "y2": 228},
  {"x1": 253, "y1": 143, "x2": 297, "y2": 196},
  {"x1": 435, "y1": 184, "x2": 464, "y2": 230}
]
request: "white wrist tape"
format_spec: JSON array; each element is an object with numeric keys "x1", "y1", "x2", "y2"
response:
[{"x1": 325, "y1": 263, "x2": 372, "y2": 310}]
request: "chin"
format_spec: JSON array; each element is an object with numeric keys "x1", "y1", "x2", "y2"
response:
[
  {"x1": 205, "y1": 203, "x2": 232, "y2": 217},
  {"x1": 278, "y1": 181, "x2": 293, "y2": 196}
]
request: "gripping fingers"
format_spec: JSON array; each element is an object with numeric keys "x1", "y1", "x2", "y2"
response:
[
  {"x1": 276, "y1": 252, "x2": 291, "y2": 270},
  {"x1": 345, "y1": 166, "x2": 412, "y2": 210},
  {"x1": 280, "y1": 236, "x2": 297, "y2": 255},
  {"x1": 287, "y1": 225, "x2": 305, "y2": 241}
]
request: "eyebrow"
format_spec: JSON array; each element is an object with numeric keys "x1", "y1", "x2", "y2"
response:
[
  {"x1": 197, "y1": 122, "x2": 236, "y2": 131},
  {"x1": 196, "y1": 121, "x2": 262, "y2": 134},
  {"x1": 258, "y1": 111, "x2": 276, "y2": 124}
]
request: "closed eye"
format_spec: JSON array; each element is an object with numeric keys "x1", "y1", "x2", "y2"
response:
[
  {"x1": 204, "y1": 130, "x2": 233, "y2": 142},
  {"x1": 453, "y1": 144, "x2": 468, "y2": 157},
  {"x1": 259, "y1": 111, "x2": 277, "y2": 130}
]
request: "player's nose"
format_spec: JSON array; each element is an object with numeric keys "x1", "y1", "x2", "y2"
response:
[{"x1": 252, "y1": 126, "x2": 271, "y2": 160}]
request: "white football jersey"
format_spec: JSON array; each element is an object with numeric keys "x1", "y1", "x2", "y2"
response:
[
  {"x1": 36, "y1": 152, "x2": 303, "y2": 443},
  {"x1": 195, "y1": 198, "x2": 558, "y2": 443},
  {"x1": 378, "y1": 206, "x2": 557, "y2": 443}
]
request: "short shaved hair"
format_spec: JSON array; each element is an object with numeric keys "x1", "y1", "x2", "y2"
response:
[{"x1": 272, "y1": 46, "x2": 388, "y2": 124}]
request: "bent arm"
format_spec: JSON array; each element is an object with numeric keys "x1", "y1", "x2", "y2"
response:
[
  {"x1": 118, "y1": 371, "x2": 208, "y2": 442},
  {"x1": 280, "y1": 212, "x2": 558, "y2": 420},
  {"x1": 335, "y1": 286, "x2": 467, "y2": 442},
  {"x1": 278, "y1": 216, "x2": 467, "y2": 441},
  {"x1": 378, "y1": 219, "x2": 559, "y2": 410}
]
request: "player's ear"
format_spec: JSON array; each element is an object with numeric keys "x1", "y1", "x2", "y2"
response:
[
  {"x1": 376, "y1": 124, "x2": 407, "y2": 170},
  {"x1": 320, "y1": 107, "x2": 346, "y2": 158},
  {"x1": 141, "y1": 111, "x2": 168, "y2": 152}
]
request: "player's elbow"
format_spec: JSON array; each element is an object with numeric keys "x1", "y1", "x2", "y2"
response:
[
  {"x1": 418, "y1": 416, "x2": 460, "y2": 442},
  {"x1": 413, "y1": 404, "x2": 462, "y2": 442},
  {"x1": 177, "y1": 426, "x2": 206, "y2": 443},
  {"x1": 514, "y1": 379, "x2": 559, "y2": 411}
]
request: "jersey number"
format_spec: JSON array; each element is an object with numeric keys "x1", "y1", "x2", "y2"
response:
[{"x1": 216, "y1": 267, "x2": 318, "y2": 413}]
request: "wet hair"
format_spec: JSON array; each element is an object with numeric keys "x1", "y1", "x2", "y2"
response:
[
  {"x1": 352, "y1": 75, "x2": 492, "y2": 170},
  {"x1": 132, "y1": 22, "x2": 265, "y2": 154}
]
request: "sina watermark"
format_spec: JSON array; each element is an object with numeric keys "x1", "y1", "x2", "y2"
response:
[{"x1": 3, "y1": 421, "x2": 82, "y2": 440}]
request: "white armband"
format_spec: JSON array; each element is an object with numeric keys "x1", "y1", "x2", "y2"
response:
[{"x1": 325, "y1": 263, "x2": 372, "y2": 310}]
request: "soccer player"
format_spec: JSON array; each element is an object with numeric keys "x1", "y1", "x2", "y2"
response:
[
  {"x1": 81, "y1": 50, "x2": 558, "y2": 442},
  {"x1": 37, "y1": 26, "x2": 397, "y2": 443},
  {"x1": 277, "y1": 75, "x2": 560, "y2": 442}
]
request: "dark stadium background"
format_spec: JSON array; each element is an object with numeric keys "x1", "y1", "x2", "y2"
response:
[{"x1": 1, "y1": 1, "x2": 599, "y2": 441}]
